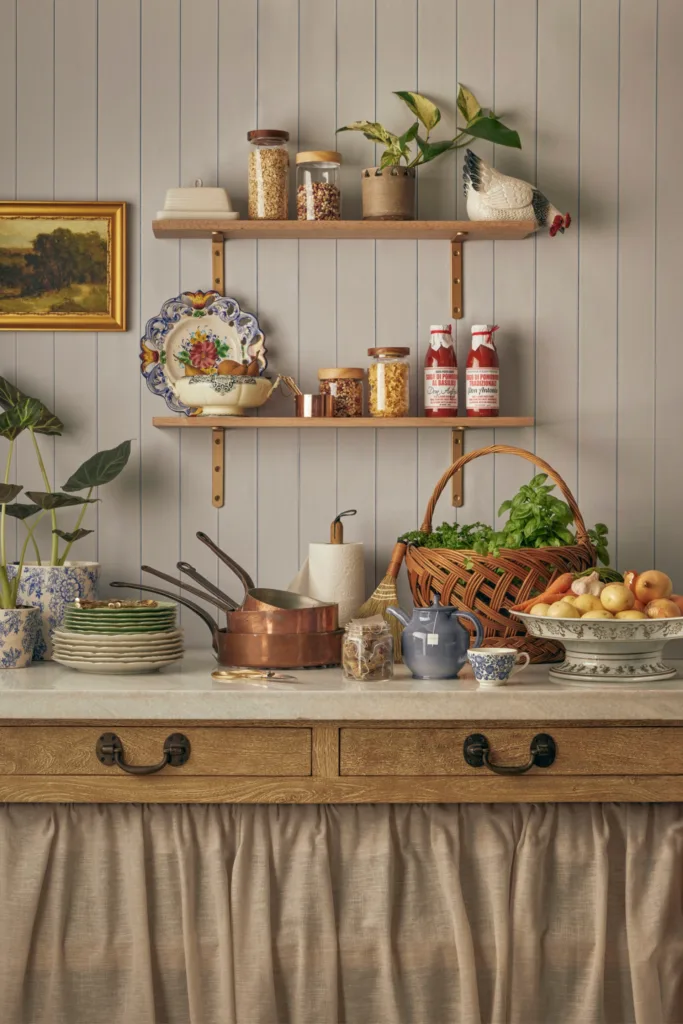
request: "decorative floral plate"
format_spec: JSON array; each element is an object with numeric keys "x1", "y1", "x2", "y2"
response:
[{"x1": 140, "y1": 290, "x2": 267, "y2": 414}]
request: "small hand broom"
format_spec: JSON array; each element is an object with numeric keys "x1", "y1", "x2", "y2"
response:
[{"x1": 356, "y1": 542, "x2": 407, "y2": 662}]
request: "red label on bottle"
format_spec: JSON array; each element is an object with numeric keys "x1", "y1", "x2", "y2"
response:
[
  {"x1": 425, "y1": 367, "x2": 458, "y2": 412},
  {"x1": 466, "y1": 367, "x2": 499, "y2": 411}
]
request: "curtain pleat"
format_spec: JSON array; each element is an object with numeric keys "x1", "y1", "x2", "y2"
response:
[{"x1": 1, "y1": 803, "x2": 683, "y2": 1024}]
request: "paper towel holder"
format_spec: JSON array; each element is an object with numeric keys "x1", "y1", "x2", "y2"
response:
[{"x1": 330, "y1": 510, "x2": 357, "y2": 544}]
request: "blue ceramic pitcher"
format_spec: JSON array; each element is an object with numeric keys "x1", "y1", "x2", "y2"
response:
[{"x1": 387, "y1": 596, "x2": 484, "y2": 679}]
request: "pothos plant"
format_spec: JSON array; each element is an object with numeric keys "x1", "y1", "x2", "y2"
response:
[
  {"x1": 337, "y1": 85, "x2": 521, "y2": 168},
  {"x1": 0, "y1": 376, "x2": 132, "y2": 608}
]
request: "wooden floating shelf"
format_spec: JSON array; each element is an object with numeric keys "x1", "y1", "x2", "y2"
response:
[
  {"x1": 153, "y1": 416, "x2": 534, "y2": 508},
  {"x1": 152, "y1": 219, "x2": 536, "y2": 241},
  {"x1": 152, "y1": 416, "x2": 534, "y2": 429}
]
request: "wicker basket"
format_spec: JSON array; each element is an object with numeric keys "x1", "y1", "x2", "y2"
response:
[{"x1": 405, "y1": 445, "x2": 596, "y2": 663}]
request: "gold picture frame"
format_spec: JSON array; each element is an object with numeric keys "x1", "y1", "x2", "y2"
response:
[{"x1": 0, "y1": 201, "x2": 126, "y2": 331}]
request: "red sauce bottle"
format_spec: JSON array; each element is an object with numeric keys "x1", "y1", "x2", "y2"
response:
[
  {"x1": 466, "y1": 324, "x2": 499, "y2": 417},
  {"x1": 424, "y1": 324, "x2": 458, "y2": 417}
]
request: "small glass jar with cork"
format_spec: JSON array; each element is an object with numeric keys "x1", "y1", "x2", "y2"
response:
[
  {"x1": 296, "y1": 151, "x2": 342, "y2": 221},
  {"x1": 318, "y1": 367, "x2": 364, "y2": 417}
]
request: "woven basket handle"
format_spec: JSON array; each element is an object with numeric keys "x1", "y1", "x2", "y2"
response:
[{"x1": 420, "y1": 444, "x2": 590, "y2": 545}]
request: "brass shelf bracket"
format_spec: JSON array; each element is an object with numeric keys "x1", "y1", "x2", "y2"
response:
[
  {"x1": 212, "y1": 428, "x2": 225, "y2": 508},
  {"x1": 451, "y1": 233, "x2": 465, "y2": 319},
  {"x1": 451, "y1": 427, "x2": 464, "y2": 508},
  {"x1": 211, "y1": 232, "x2": 224, "y2": 294}
]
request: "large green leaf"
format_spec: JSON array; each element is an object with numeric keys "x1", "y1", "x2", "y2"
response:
[
  {"x1": 61, "y1": 440, "x2": 132, "y2": 492},
  {"x1": 336, "y1": 121, "x2": 397, "y2": 147},
  {"x1": 457, "y1": 84, "x2": 481, "y2": 123},
  {"x1": 0, "y1": 484, "x2": 22, "y2": 503},
  {"x1": 394, "y1": 91, "x2": 441, "y2": 131},
  {"x1": 3, "y1": 503, "x2": 41, "y2": 520},
  {"x1": 25, "y1": 491, "x2": 99, "y2": 510},
  {"x1": 415, "y1": 136, "x2": 456, "y2": 165},
  {"x1": 0, "y1": 376, "x2": 63, "y2": 434},
  {"x1": 398, "y1": 120, "x2": 419, "y2": 149},
  {"x1": 0, "y1": 398, "x2": 44, "y2": 440},
  {"x1": 0, "y1": 376, "x2": 24, "y2": 411},
  {"x1": 52, "y1": 528, "x2": 94, "y2": 543},
  {"x1": 32, "y1": 407, "x2": 64, "y2": 436},
  {"x1": 466, "y1": 114, "x2": 521, "y2": 149}
]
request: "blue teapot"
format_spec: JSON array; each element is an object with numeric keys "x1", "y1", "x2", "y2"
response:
[{"x1": 387, "y1": 596, "x2": 484, "y2": 680}]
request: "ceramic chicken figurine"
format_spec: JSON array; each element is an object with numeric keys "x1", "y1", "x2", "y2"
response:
[{"x1": 463, "y1": 149, "x2": 571, "y2": 236}]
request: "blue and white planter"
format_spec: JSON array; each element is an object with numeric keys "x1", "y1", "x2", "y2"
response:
[
  {"x1": 6, "y1": 562, "x2": 100, "y2": 661},
  {"x1": 0, "y1": 607, "x2": 41, "y2": 669}
]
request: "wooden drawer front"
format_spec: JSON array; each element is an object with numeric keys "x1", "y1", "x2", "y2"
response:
[
  {"x1": 0, "y1": 727, "x2": 311, "y2": 777},
  {"x1": 340, "y1": 727, "x2": 681, "y2": 777}
]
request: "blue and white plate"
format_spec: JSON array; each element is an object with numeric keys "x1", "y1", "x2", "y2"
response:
[{"x1": 140, "y1": 290, "x2": 267, "y2": 414}]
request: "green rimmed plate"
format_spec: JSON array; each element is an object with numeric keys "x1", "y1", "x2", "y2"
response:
[{"x1": 66, "y1": 601, "x2": 177, "y2": 614}]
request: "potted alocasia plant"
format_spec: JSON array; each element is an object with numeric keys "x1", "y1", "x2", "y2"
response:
[
  {"x1": 0, "y1": 376, "x2": 132, "y2": 660},
  {"x1": 337, "y1": 85, "x2": 521, "y2": 220}
]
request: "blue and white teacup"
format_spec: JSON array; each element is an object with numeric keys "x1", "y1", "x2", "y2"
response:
[{"x1": 467, "y1": 647, "x2": 530, "y2": 687}]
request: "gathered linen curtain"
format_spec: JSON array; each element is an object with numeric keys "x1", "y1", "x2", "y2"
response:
[{"x1": 1, "y1": 802, "x2": 683, "y2": 1024}]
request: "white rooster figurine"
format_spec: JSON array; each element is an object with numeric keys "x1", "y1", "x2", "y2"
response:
[{"x1": 463, "y1": 149, "x2": 571, "y2": 236}]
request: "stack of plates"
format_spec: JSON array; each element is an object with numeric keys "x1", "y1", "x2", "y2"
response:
[{"x1": 53, "y1": 601, "x2": 184, "y2": 674}]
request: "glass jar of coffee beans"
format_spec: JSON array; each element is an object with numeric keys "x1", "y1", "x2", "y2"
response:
[
  {"x1": 318, "y1": 367, "x2": 364, "y2": 417},
  {"x1": 247, "y1": 129, "x2": 290, "y2": 219},
  {"x1": 296, "y1": 151, "x2": 341, "y2": 221}
]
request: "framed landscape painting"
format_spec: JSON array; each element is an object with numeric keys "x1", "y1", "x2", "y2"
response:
[{"x1": 0, "y1": 201, "x2": 126, "y2": 331}]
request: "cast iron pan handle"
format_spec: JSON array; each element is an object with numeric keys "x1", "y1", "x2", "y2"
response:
[
  {"x1": 96, "y1": 732, "x2": 191, "y2": 775},
  {"x1": 463, "y1": 733, "x2": 556, "y2": 775}
]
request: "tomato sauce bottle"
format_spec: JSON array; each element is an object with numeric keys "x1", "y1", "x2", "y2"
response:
[
  {"x1": 466, "y1": 324, "x2": 499, "y2": 417},
  {"x1": 424, "y1": 324, "x2": 458, "y2": 417}
]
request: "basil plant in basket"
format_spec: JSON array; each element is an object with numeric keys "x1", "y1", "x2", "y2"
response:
[
  {"x1": 0, "y1": 376, "x2": 132, "y2": 662},
  {"x1": 338, "y1": 85, "x2": 521, "y2": 220}
]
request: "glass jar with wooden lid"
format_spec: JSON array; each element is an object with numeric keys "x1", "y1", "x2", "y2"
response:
[
  {"x1": 367, "y1": 348, "x2": 410, "y2": 417},
  {"x1": 247, "y1": 129, "x2": 290, "y2": 219},
  {"x1": 318, "y1": 367, "x2": 364, "y2": 417},
  {"x1": 296, "y1": 151, "x2": 341, "y2": 221}
]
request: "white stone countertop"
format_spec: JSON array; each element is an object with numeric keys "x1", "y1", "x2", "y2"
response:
[{"x1": 1, "y1": 651, "x2": 683, "y2": 721}]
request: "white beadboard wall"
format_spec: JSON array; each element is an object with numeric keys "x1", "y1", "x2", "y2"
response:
[{"x1": 0, "y1": 0, "x2": 681, "y2": 646}]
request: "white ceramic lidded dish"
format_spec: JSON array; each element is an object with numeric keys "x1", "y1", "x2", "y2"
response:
[
  {"x1": 512, "y1": 611, "x2": 683, "y2": 685},
  {"x1": 156, "y1": 181, "x2": 240, "y2": 220}
]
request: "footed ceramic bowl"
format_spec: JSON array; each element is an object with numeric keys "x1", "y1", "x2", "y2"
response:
[
  {"x1": 512, "y1": 611, "x2": 683, "y2": 686},
  {"x1": 172, "y1": 375, "x2": 276, "y2": 416}
]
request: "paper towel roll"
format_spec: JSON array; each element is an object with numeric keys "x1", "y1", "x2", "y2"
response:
[{"x1": 290, "y1": 543, "x2": 365, "y2": 626}]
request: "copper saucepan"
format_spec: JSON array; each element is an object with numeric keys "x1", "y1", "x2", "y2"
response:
[
  {"x1": 227, "y1": 605, "x2": 338, "y2": 634},
  {"x1": 110, "y1": 582, "x2": 342, "y2": 667}
]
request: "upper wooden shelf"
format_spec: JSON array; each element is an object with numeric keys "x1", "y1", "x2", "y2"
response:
[
  {"x1": 151, "y1": 219, "x2": 536, "y2": 241},
  {"x1": 153, "y1": 416, "x2": 534, "y2": 429}
]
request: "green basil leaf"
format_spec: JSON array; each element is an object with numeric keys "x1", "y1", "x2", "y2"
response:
[
  {"x1": 497, "y1": 499, "x2": 512, "y2": 516},
  {"x1": 61, "y1": 440, "x2": 132, "y2": 492}
]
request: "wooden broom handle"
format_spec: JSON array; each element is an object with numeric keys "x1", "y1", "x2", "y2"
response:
[{"x1": 419, "y1": 444, "x2": 590, "y2": 545}]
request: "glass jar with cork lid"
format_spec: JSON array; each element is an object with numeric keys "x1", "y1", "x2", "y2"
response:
[
  {"x1": 247, "y1": 129, "x2": 290, "y2": 219},
  {"x1": 367, "y1": 347, "x2": 411, "y2": 417},
  {"x1": 296, "y1": 151, "x2": 342, "y2": 221},
  {"x1": 318, "y1": 367, "x2": 364, "y2": 417}
]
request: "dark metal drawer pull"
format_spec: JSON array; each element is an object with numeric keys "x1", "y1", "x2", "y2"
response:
[
  {"x1": 463, "y1": 733, "x2": 556, "y2": 775},
  {"x1": 96, "y1": 732, "x2": 191, "y2": 775}
]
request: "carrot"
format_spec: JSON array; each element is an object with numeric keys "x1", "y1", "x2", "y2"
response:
[
  {"x1": 548, "y1": 572, "x2": 575, "y2": 595},
  {"x1": 511, "y1": 575, "x2": 575, "y2": 613}
]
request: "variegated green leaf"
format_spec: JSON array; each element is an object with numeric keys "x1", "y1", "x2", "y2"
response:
[
  {"x1": 457, "y1": 84, "x2": 482, "y2": 124},
  {"x1": 394, "y1": 91, "x2": 441, "y2": 131},
  {"x1": 337, "y1": 121, "x2": 398, "y2": 147}
]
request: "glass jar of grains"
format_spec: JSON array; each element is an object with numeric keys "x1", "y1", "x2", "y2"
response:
[
  {"x1": 296, "y1": 151, "x2": 342, "y2": 221},
  {"x1": 342, "y1": 618, "x2": 394, "y2": 682},
  {"x1": 247, "y1": 129, "x2": 290, "y2": 219},
  {"x1": 367, "y1": 347, "x2": 411, "y2": 417},
  {"x1": 318, "y1": 367, "x2": 364, "y2": 417}
]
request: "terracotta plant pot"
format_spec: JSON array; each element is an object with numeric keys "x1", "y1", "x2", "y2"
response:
[
  {"x1": 0, "y1": 607, "x2": 41, "y2": 669},
  {"x1": 361, "y1": 166, "x2": 416, "y2": 221},
  {"x1": 6, "y1": 561, "x2": 100, "y2": 660}
]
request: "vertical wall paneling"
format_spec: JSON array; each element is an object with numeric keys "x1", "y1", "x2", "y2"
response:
[
  {"x1": 178, "y1": 0, "x2": 220, "y2": 643},
  {"x1": 416, "y1": 0, "x2": 456, "y2": 531},
  {"x1": 140, "y1": 0, "x2": 182, "y2": 599},
  {"x1": 297, "y1": 0, "x2": 338, "y2": 554},
  {"x1": 256, "y1": 0, "x2": 301, "y2": 590},
  {"x1": 0, "y1": 0, "x2": 17, "y2": 556},
  {"x1": 15, "y1": 0, "x2": 56, "y2": 561},
  {"x1": 491, "y1": 0, "x2": 537, "y2": 523},
  {"x1": 535, "y1": 0, "x2": 580, "y2": 495},
  {"x1": 53, "y1": 0, "x2": 98, "y2": 565},
  {"x1": 456, "y1": 0, "x2": 495, "y2": 526},
  {"x1": 218, "y1": 0, "x2": 258, "y2": 595},
  {"x1": 577, "y1": 0, "x2": 619, "y2": 551},
  {"x1": 336, "y1": 0, "x2": 376, "y2": 586},
  {"x1": 617, "y1": 0, "x2": 657, "y2": 572},
  {"x1": 375, "y1": 0, "x2": 418, "y2": 598},
  {"x1": 97, "y1": 0, "x2": 141, "y2": 589},
  {"x1": 655, "y1": 0, "x2": 683, "y2": 582}
]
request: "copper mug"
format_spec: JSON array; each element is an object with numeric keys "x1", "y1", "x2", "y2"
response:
[{"x1": 295, "y1": 394, "x2": 335, "y2": 418}]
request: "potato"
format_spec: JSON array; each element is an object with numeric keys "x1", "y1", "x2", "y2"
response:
[
  {"x1": 573, "y1": 594, "x2": 603, "y2": 614},
  {"x1": 581, "y1": 610, "x2": 614, "y2": 619},
  {"x1": 547, "y1": 601, "x2": 580, "y2": 619},
  {"x1": 529, "y1": 603, "x2": 551, "y2": 616}
]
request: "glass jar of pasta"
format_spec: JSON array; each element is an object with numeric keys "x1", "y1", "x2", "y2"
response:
[{"x1": 367, "y1": 347, "x2": 410, "y2": 417}]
